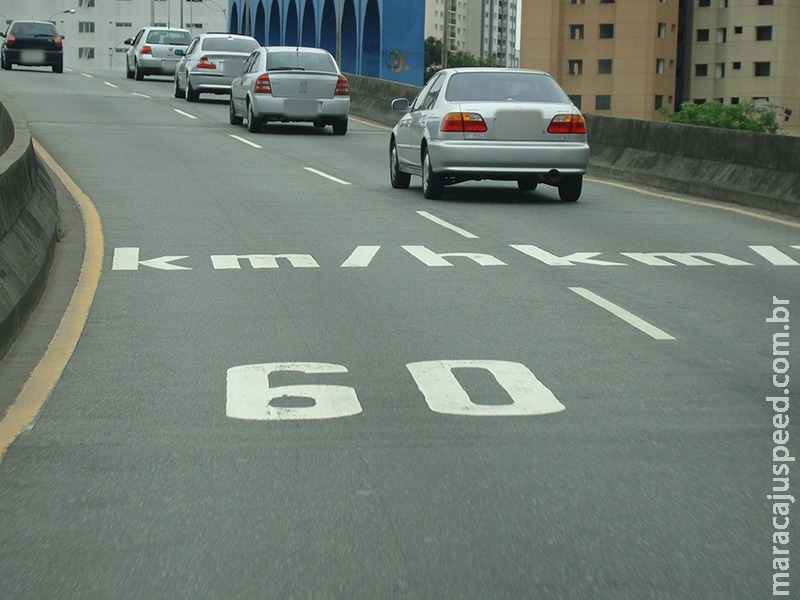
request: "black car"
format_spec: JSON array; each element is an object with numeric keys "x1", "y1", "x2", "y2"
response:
[{"x1": 0, "y1": 20, "x2": 64, "y2": 73}]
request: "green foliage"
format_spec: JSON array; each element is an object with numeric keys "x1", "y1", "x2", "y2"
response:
[
  {"x1": 424, "y1": 36, "x2": 493, "y2": 82},
  {"x1": 658, "y1": 101, "x2": 779, "y2": 134}
]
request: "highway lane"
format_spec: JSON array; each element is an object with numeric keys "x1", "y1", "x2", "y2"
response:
[{"x1": 0, "y1": 65, "x2": 798, "y2": 599}]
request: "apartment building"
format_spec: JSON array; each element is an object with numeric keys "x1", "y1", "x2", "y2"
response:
[
  {"x1": 425, "y1": 0, "x2": 519, "y2": 67},
  {"x1": 681, "y1": 0, "x2": 798, "y2": 134},
  {"x1": 0, "y1": 0, "x2": 227, "y2": 71}
]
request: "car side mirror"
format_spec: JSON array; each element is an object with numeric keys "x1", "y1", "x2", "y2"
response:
[
  {"x1": 391, "y1": 98, "x2": 409, "y2": 112},
  {"x1": 123, "y1": 38, "x2": 133, "y2": 45}
]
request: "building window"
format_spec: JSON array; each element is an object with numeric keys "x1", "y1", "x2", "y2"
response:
[
  {"x1": 758, "y1": 0, "x2": 774, "y2": 4},
  {"x1": 658, "y1": 23, "x2": 667, "y2": 38},
  {"x1": 78, "y1": 22, "x2": 95, "y2": 33},
  {"x1": 115, "y1": 22, "x2": 133, "y2": 27},
  {"x1": 78, "y1": 47, "x2": 95, "y2": 59},
  {"x1": 598, "y1": 59, "x2": 612, "y2": 74},
  {"x1": 696, "y1": 29, "x2": 710, "y2": 42},
  {"x1": 656, "y1": 58, "x2": 665, "y2": 74},
  {"x1": 568, "y1": 59, "x2": 583, "y2": 74},
  {"x1": 595, "y1": 95, "x2": 611, "y2": 110},
  {"x1": 732, "y1": 61, "x2": 741, "y2": 70},
  {"x1": 754, "y1": 61, "x2": 771, "y2": 76},
  {"x1": 571, "y1": 0, "x2": 586, "y2": 4},
  {"x1": 79, "y1": 0, "x2": 95, "y2": 5},
  {"x1": 570, "y1": 24, "x2": 585, "y2": 39},
  {"x1": 717, "y1": 28, "x2": 726, "y2": 43},
  {"x1": 715, "y1": 63, "x2": 725, "y2": 78},
  {"x1": 599, "y1": 24, "x2": 614, "y2": 38},
  {"x1": 693, "y1": 98, "x2": 707, "y2": 104},
  {"x1": 655, "y1": 95, "x2": 664, "y2": 110},
  {"x1": 731, "y1": 97, "x2": 739, "y2": 104},
  {"x1": 698, "y1": 0, "x2": 710, "y2": 6},
  {"x1": 569, "y1": 95, "x2": 582, "y2": 109},
  {"x1": 734, "y1": 26, "x2": 743, "y2": 34},
  {"x1": 695, "y1": 64, "x2": 708, "y2": 76},
  {"x1": 600, "y1": 0, "x2": 614, "y2": 3},
  {"x1": 756, "y1": 26, "x2": 773, "y2": 40}
]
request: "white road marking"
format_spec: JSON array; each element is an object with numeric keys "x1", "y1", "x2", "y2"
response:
[
  {"x1": 174, "y1": 109, "x2": 197, "y2": 119},
  {"x1": 131, "y1": 92, "x2": 150, "y2": 98},
  {"x1": 569, "y1": 287, "x2": 675, "y2": 340},
  {"x1": 303, "y1": 167, "x2": 351, "y2": 185},
  {"x1": 103, "y1": 81, "x2": 118, "y2": 88},
  {"x1": 750, "y1": 245, "x2": 800, "y2": 266},
  {"x1": 417, "y1": 211, "x2": 479, "y2": 239},
  {"x1": 229, "y1": 135, "x2": 263, "y2": 149},
  {"x1": 81, "y1": 73, "x2": 92, "y2": 78}
]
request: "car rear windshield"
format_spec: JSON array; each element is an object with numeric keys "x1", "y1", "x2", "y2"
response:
[
  {"x1": 201, "y1": 37, "x2": 259, "y2": 53},
  {"x1": 445, "y1": 72, "x2": 571, "y2": 103},
  {"x1": 10, "y1": 22, "x2": 58, "y2": 37},
  {"x1": 145, "y1": 30, "x2": 192, "y2": 45},
  {"x1": 266, "y1": 51, "x2": 336, "y2": 73}
]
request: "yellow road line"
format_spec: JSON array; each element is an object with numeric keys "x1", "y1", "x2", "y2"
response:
[{"x1": 0, "y1": 140, "x2": 103, "y2": 463}]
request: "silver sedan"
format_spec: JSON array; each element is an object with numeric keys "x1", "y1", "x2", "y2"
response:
[
  {"x1": 173, "y1": 33, "x2": 259, "y2": 102},
  {"x1": 389, "y1": 68, "x2": 590, "y2": 201},
  {"x1": 229, "y1": 46, "x2": 350, "y2": 135}
]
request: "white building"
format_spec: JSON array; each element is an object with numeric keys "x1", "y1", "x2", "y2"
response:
[{"x1": 0, "y1": 0, "x2": 228, "y2": 71}]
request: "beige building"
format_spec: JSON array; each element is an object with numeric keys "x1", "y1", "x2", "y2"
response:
[
  {"x1": 519, "y1": 0, "x2": 679, "y2": 120},
  {"x1": 683, "y1": 0, "x2": 798, "y2": 134},
  {"x1": 426, "y1": 0, "x2": 519, "y2": 67}
]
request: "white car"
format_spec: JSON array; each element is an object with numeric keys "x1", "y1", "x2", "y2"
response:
[
  {"x1": 229, "y1": 46, "x2": 350, "y2": 135},
  {"x1": 125, "y1": 27, "x2": 192, "y2": 80}
]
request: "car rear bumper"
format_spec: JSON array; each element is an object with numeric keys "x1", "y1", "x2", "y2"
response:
[
  {"x1": 428, "y1": 140, "x2": 590, "y2": 175},
  {"x1": 251, "y1": 96, "x2": 350, "y2": 121},
  {"x1": 138, "y1": 55, "x2": 180, "y2": 75},
  {"x1": 189, "y1": 73, "x2": 236, "y2": 93},
  {"x1": 4, "y1": 48, "x2": 62, "y2": 65}
]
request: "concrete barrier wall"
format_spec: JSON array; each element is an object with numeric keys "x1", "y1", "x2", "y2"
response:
[
  {"x1": 346, "y1": 73, "x2": 800, "y2": 217},
  {"x1": 0, "y1": 96, "x2": 58, "y2": 359}
]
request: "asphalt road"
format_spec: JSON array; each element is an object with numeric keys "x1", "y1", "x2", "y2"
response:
[{"x1": 0, "y1": 64, "x2": 798, "y2": 599}]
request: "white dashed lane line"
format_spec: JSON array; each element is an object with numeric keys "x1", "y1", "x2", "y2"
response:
[
  {"x1": 229, "y1": 135, "x2": 263, "y2": 149},
  {"x1": 303, "y1": 167, "x2": 351, "y2": 185}
]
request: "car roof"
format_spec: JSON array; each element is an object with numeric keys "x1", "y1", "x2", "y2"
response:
[
  {"x1": 198, "y1": 33, "x2": 255, "y2": 38},
  {"x1": 141, "y1": 26, "x2": 190, "y2": 32},
  {"x1": 262, "y1": 46, "x2": 331, "y2": 54},
  {"x1": 443, "y1": 67, "x2": 553, "y2": 77}
]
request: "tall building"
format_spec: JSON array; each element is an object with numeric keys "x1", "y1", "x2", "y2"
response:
[
  {"x1": 519, "y1": 0, "x2": 799, "y2": 134},
  {"x1": 425, "y1": 0, "x2": 519, "y2": 67},
  {"x1": 679, "y1": 0, "x2": 798, "y2": 134},
  {"x1": 519, "y1": 0, "x2": 679, "y2": 121},
  {"x1": 0, "y1": 0, "x2": 227, "y2": 71}
]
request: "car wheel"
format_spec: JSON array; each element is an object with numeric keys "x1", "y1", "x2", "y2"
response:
[
  {"x1": 422, "y1": 148, "x2": 444, "y2": 200},
  {"x1": 186, "y1": 78, "x2": 199, "y2": 102},
  {"x1": 134, "y1": 60, "x2": 144, "y2": 81},
  {"x1": 52, "y1": 62, "x2": 63, "y2": 73},
  {"x1": 558, "y1": 175, "x2": 582, "y2": 202},
  {"x1": 246, "y1": 101, "x2": 262, "y2": 133},
  {"x1": 229, "y1": 96, "x2": 243, "y2": 125},
  {"x1": 517, "y1": 178, "x2": 538, "y2": 191},
  {"x1": 126, "y1": 60, "x2": 134, "y2": 79},
  {"x1": 1, "y1": 56, "x2": 10, "y2": 71},
  {"x1": 389, "y1": 140, "x2": 411, "y2": 189},
  {"x1": 332, "y1": 118, "x2": 348, "y2": 136},
  {"x1": 313, "y1": 120, "x2": 325, "y2": 128},
  {"x1": 173, "y1": 76, "x2": 184, "y2": 98}
]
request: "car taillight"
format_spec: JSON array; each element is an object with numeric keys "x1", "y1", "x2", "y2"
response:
[
  {"x1": 254, "y1": 74, "x2": 272, "y2": 94},
  {"x1": 53, "y1": 37, "x2": 62, "y2": 49},
  {"x1": 140, "y1": 45, "x2": 152, "y2": 55},
  {"x1": 5, "y1": 34, "x2": 15, "y2": 46},
  {"x1": 547, "y1": 113, "x2": 587, "y2": 134},
  {"x1": 196, "y1": 56, "x2": 217, "y2": 70},
  {"x1": 335, "y1": 76, "x2": 349, "y2": 96},
  {"x1": 440, "y1": 112, "x2": 488, "y2": 133}
]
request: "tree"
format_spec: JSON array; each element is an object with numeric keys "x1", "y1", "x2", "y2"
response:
[
  {"x1": 658, "y1": 101, "x2": 780, "y2": 134},
  {"x1": 423, "y1": 36, "x2": 493, "y2": 82}
]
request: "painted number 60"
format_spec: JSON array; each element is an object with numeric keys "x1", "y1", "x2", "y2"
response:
[{"x1": 226, "y1": 360, "x2": 565, "y2": 420}]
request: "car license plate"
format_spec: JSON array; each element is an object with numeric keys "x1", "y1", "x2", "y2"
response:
[
  {"x1": 20, "y1": 50, "x2": 46, "y2": 64},
  {"x1": 284, "y1": 99, "x2": 320, "y2": 117}
]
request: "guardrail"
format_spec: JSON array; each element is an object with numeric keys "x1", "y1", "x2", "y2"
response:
[{"x1": 0, "y1": 95, "x2": 58, "y2": 359}]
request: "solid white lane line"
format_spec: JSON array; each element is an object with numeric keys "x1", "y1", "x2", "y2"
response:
[
  {"x1": 417, "y1": 211, "x2": 479, "y2": 239},
  {"x1": 303, "y1": 167, "x2": 351, "y2": 185},
  {"x1": 174, "y1": 109, "x2": 197, "y2": 119},
  {"x1": 569, "y1": 287, "x2": 675, "y2": 341},
  {"x1": 229, "y1": 135, "x2": 263, "y2": 149},
  {"x1": 104, "y1": 81, "x2": 118, "y2": 88}
]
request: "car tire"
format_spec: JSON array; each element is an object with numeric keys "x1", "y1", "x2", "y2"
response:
[
  {"x1": 332, "y1": 118, "x2": 348, "y2": 136},
  {"x1": 422, "y1": 148, "x2": 444, "y2": 200},
  {"x1": 186, "y1": 78, "x2": 199, "y2": 102},
  {"x1": 229, "y1": 97, "x2": 243, "y2": 126},
  {"x1": 389, "y1": 140, "x2": 411, "y2": 189},
  {"x1": 558, "y1": 175, "x2": 582, "y2": 202},
  {"x1": 313, "y1": 120, "x2": 325, "y2": 128},
  {"x1": 52, "y1": 62, "x2": 63, "y2": 73},
  {"x1": 134, "y1": 60, "x2": 144, "y2": 81},
  {"x1": 173, "y1": 76, "x2": 184, "y2": 98},
  {"x1": 246, "y1": 101, "x2": 262, "y2": 133},
  {"x1": 126, "y1": 60, "x2": 134, "y2": 79},
  {"x1": 1, "y1": 57, "x2": 10, "y2": 71},
  {"x1": 517, "y1": 178, "x2": 538, "y2": 191}
]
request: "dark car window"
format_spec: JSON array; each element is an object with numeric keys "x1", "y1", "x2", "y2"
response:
[
  {"x1": 445, "y1": 72, "x2": 571, "y2": 103},
  {"x1": 266, "y1": 51, "x2": 335, "y2": 72},
  {"x1": 10, "y1": 22, "x2": 59, "y2": 37},
  {"x1": 145, "y1": 30, "x2": 191, "y2": 45},
  {"x1": 201, "y1": 37, "x2": 259, "y2": 53}
]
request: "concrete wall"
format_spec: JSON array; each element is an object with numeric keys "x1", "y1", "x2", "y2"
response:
[
  {"x1": 0, "y1": 96, "x2": 58, "y2": 359},
  {"x1": 346, "y1": 73, "x2": 800, "y2": 217}
]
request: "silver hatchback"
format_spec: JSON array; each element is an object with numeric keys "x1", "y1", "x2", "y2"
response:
[
  {"x1": 390, "y1": 68, "x2": 590, "y2": 201},
  {"x1": 125, "y1": 27, "x2": 192, "y2": 80},
  {"x1": 173, "y1": 33, "x2": 259, "y2": 102}
]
